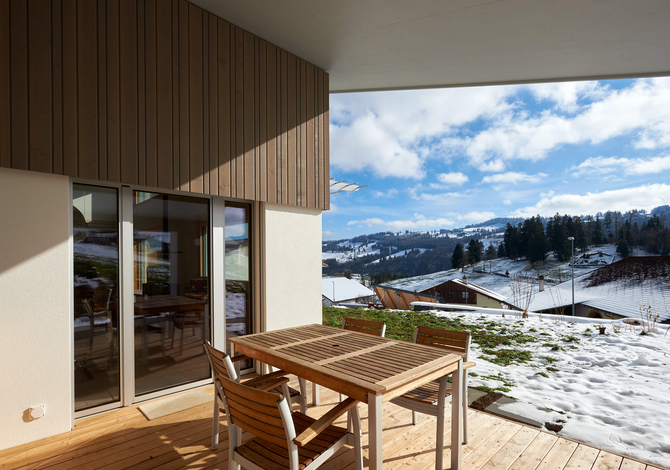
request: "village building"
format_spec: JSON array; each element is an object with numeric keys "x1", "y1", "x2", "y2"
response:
[{"x1": 322, "y1": 277, "x2": 374, "y2": 307}]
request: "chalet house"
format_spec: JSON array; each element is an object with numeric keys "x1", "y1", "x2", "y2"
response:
[
  {"x1": 420, "y1": 278, "x2": 510, "y2": 309},
  {"x1": 528, "y1": 257, "x2": 670, "y2": 322},
  {"x1": 0, "y1": 0, "x2": 667, "y2": 455},
  {"x1": 322, "y1": 277, "x2": 374, "y2": 307}
]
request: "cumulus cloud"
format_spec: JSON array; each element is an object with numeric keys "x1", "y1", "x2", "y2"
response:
[
  {"x1": 481, "y1": 172, "x2": 547, "y2": 185},
  {"x1": 347, "y1": 211, "x2": 495, "y2": 230},
  {"x1": 529, "y1": 81, "x2": 606, "y2": 112},
  {"x1": 371, "y1": 188, "x2": 399, "y2": 198},
  {"x1": 455, "y1": 78, "x2": 670, "y2": 167},
  {"x1": 322, "y1": 230, "x2": 337, "y2": 238},
  {"x1": 571, "y1": 155, "x2": 670, "y2": 177},
  {"x1": 512, "y1": 184, "x2": 670, "y2": 217},
  {"x1": 330, "y1": 86, "x2": 516, "y2": 179},
  {"x1": 437, "y1": 172, "x2": 469, "y2": 185}
]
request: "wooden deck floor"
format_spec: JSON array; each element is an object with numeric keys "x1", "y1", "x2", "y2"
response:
[{"x1": 0, "y1": 384, "x2": 665, "y2": 470}]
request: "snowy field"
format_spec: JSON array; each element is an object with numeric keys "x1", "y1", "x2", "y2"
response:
[{"x1": 433, "y1": 310, "x2": 670, "y2": 468}]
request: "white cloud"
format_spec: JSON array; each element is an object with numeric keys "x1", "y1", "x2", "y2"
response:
[
  {"x1": 330, "y1": 86, "x2": 516, "y2": 179},
  {"x1": 437, "y1": 172, "x2": 469, "y2": 186},
  {"x1": 481, "y1": 172, "x2": 546, "y2": 185},
  {"x1": 322, "y1": 230, "x2": 337, "y2": 238},
  {"x1": 478, "y1": 159, "x2": 506, "y2": 172},
  {"x1": 503, "y1": 199, "x2": 512, "y2": 205},
  {"x1": 456, "y1": 211, "x2": 496, "y2": 223},
  {"x1": 371, "y1": 188, "x2": 399, "y2": 198},
  {"x1": 529, "y1": 81, "x2": 605, "y2": 112},
  {"x1": 348, "y1": 213, "x2": 456, "y2": 230},
  {"x1": 408, "y1": 188, "x2": 464, "y2": 205},
  {"x1": 512, "y1": 184, "x2": 670, "y2": 217},
  {"x1": 571, "y1": 155, "x2": 670, "y2": 177},
  {"x1": 455, "y1": 78, "x2": 670, "y2": 167}
]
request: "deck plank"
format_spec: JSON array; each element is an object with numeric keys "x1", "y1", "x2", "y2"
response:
[{"x1": 0, "y1": 385, "x2": 666, "y2": 470}]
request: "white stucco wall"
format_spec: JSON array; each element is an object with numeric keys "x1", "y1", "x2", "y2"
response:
[
  {"x1": 0, "y1": 168, "x2": 72, "y2": 450},
  {"x1": 264, "y1": 204, "x2": 322, "y2": 332}
]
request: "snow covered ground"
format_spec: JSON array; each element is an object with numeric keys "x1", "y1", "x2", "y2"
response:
[
  {"x1": 432, "y1": 310, "x2": 670, "y2": 467},
  {"x1": 367, "y1": 248, "x2": 431, "y2": 264}
]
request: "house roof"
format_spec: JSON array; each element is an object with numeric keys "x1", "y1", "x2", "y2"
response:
[
  {"x1": 528, "y1": 257, "x2": 670, "y2": 322},
  {"x1": 448, "y1": 278, "x2": 508, "y2": 302},
  {"x1": 322, "y1": 277, "x2": 374, "y2": 302},
  {"x1": 190, "y1": 0, "x2": 670, "y2": 92}
]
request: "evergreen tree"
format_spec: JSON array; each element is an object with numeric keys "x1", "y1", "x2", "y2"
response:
[
  {"x1": 503, "y1": 224, "x2": 519, "y2": 259},
  {"x1": 617, "y1": 237, "x2": 629, "y2": 257},
  {"x1": 497, "y1": 242, "x2": 506, "y2": 258},
  {"x1": 593, "y1": 216, "x2": 604, "y2": 245},
  {"x1": 451, "y1": 243, "x2": 464, "y2": 269},
  {"x1": 485, "y1": 244, "x2": 497, "y2": 260}
]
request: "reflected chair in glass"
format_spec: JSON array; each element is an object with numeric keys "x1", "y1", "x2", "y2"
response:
[
  {"x1": 390, "y1": 326, "x2": 475, "y2": 470},
  {"x1": 217, "y1": 372, "x2": 363, "y2": 470},
  {"x1": 203, "y1": 341, "x2": 309, "y2": 450}
]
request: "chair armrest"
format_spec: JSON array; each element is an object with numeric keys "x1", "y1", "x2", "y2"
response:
[
  {"x1": 463, "y1": 361, "x2": 476, "y2": 370},
  {"x1": 243, "y1": 370, "x2": 289, "y2": 388},
  {"x1": 294, "y1": 398, "x2": 359, "y2": 447},
  {"x1": 253, "y1": 377, "x2": 290, "y2": 393},
  {"x1": 230, "y1": 354, "x2": 250, "y2": 363}
]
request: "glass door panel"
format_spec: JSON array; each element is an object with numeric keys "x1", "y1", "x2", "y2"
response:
[
  {"x1": 133, "y1": 192, "x2": 210, "y2": 396},
  {"x1": 225, "y1": 203, "x2": 252, "y2": 366},
  {"x1": 73, "y1": 184, "x2": 120, "y2": 411}
]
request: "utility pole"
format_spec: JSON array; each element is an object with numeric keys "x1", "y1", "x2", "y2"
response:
[{"x1": 567, "y1": 236, "x2": 575, "y2": 316}]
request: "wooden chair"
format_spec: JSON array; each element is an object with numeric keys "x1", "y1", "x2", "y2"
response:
[
  {"x1": 312, "y1": 317, "x2": 386, "y2": 406},
  {"x1": 218, "y1": 372, "x2": 363, "y2": 470},
  {"x1": 203, "y1": 341, "x2": 308, "y2": 450},
  {"x1": 390, "y1": 326, "x2": 475, "y2": 470}
]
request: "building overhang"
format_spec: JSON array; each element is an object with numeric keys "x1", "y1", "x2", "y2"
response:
[{"x1": 189, "y1": 0, "x2": 670, "y2": 93}]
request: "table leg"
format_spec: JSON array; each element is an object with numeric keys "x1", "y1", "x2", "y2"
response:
[
  {"x1": 368, "y1": 392, "x2": 383, "y2": 470},
  {"x1": 451, "y1": 358, "x2": 463, "y2": 470},
  {"x1": 312, "y1": 383, "x2": 320, "y2": 406}
]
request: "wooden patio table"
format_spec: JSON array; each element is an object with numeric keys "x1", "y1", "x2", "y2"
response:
[{"x1": 228, "y1": 323, "x2": 464, "y2": 470}]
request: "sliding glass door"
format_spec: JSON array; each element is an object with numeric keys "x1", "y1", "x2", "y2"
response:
[
  {"x1": 132, "y1": 192, "x2": 211, "y2": 396},
  {"x1": 72, "y1": 185, "x2": 120, "y2": 411},
  {"x1": 73, "y1": 184, "x2": 255, "y2": 411}
]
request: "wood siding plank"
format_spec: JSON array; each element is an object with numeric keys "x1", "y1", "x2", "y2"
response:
[
  {"x1": 202, "y1": 13, "x2": 209, "y2": 194},
  {"x1": 243, "y1": 31, "x2": 255, "y2": 200},
  {"x1": 155, "y1": 0, "x2": 172, "y2": 189},
  {"x1": 10, "y1": 0, "x2": 29, "y2": 171},
  {"x1": 97, "y1": 0, "x2": 106, "y2": 180},
  {"x1": 106, "y1": 0, "x2": 120, "y2": 182},
  {"x1": 305, "y1": 63, "x2": 314, "y2": 208},
  {"x1": 28, "y1": 0, "x2": 52, "y2": 173},
  {"x1": 77, "y1": 0, "x2": 98, "y2": 179},
  {"x1": 207, "y1": 14, "x2": 217, "y2": 195},
  {"x1": 316, "y1": 68, "x2": 324, "y2": 209},
  {"x1": 178, "y1": 0, "x2": 189, "y2": 191},
  {"x1": 234, "y1": 27, "x2": 244, "y2": 198},
  {"x1": 188, "y1": 2, "x2": 203, "y2": 193},
  {"x1": 171, "y1": 0, "x2": 179, "y2": 189},
  {"x1": 279, "y1": 49, "x2": 288, "y2": 205},
  {"x1": 137, "y1": 0, "x2": 146, "y2": 185},
  {"x1": 51, "y1": 0, "x2": 63, "y2": 175},
  {"x1": 0, "y1": 0, "x2": 10, "y2": 169},
  {"x1": 323, "y1": 71, "x2": 330, "y2": 210},
  {"x1": 265, "y1": 43, "x2": 277, "y2": 204},
  {"x1": 258, "y1": 40, "x2": 267, "y2": 202},
  {"x1": 299, "y1": 60, "x2": 307, "y2": 207},
  {"x1": 119, "y1": 0, "x2": 138, "y2": 184},
  {"x1": 62, "y1": 0, "x2": 78, "y2": 177},
  {"x1": 217, "y1": 18, "x2": 230, "y2": 197},
  {"x1": 145, "y1": 0, "x2": 157, "y2": 187},
  {"x1": 287, "y1": 53, "x2": 296, "y2": 206}
]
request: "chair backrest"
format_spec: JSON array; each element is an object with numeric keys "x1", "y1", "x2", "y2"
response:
[
  {"x1": 413, "y1": 326, "x2": 470, "y2": 361},
  {"x1": 217, "y1": 373, "x2": 296, "y2": 451},
  {"x1": 343, "y1": 317, "x2": 386, "y2": 337},
  {"x1": 203, "y1": 340, "x2": 238, "y2": 382}
]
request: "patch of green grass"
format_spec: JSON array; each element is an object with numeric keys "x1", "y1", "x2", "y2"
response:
[
  {"x1": 480, "y1": 374, "x2": 515, "y2": 389},
  {"x1": 584, "y1": 328, "x2": 592, "y2": 333},
  {"x1": 477, "y1": 385, "x2": 512, "y2": 393},
  {"x1": 562, "y1": 335, "x2": 580, "y2": 343},
  {"x1": 529, "y1": 328, "x2": 538, "y2": 333},
  {"x1": 535, "y1": 371, "x2": 549, "y2": 378},
  {"x1": 468, "y1": 372, "x2": 478, "y2": 377},
  {"x1": 543, "y1": 356, "x2": 559, "y2": 363},
  {"x1": 542, "y1": 343, "x2": 563, "y2": 351},
  {"x1": 481, "y1": 348, "x2": 532, "y2": 366},
  {"x1": 539, "y1": 332, "x2": 551, "y2": 336}
]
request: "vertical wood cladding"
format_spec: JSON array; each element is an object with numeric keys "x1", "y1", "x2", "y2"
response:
[{"x1": 0, "y1": 0, "x2": 330, "y2": 210}]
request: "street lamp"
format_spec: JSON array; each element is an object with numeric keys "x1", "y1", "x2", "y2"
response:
[
  {"x1": 567, "y1": 237, "x2": 575, "y2": 316},
  {"x1": 464, "y1": 275, "x2": 469, "y2": 305}
]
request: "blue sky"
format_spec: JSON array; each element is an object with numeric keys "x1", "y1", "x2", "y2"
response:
[{"x1": 323, "y1": 78, "x2": 670, "y2": 240}]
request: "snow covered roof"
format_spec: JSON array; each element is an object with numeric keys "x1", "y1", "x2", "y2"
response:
[
  {"x1": 322, "y1": 277, "x2": 374, "y2": 303},
  {"x1": 528, "y1": 257, "x2": 670, "y2": 322},
  {"x1": 447, "y1": 278, "x2": 508, "y2": 302}
]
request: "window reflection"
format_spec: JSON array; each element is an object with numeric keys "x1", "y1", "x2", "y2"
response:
[
  {"x1": 225, "y1": 204, "x2": 252, "y2": 363},
  {"x1": 133, "y1": 192, "x2": 210, "y2": 396},
  {"x1": 73, "y1": 185, "x2": 120, "y2": 411}
]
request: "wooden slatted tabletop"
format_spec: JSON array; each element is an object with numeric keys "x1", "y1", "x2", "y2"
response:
[{"x1": 229, "y1": 323, "x2": 465, "y2": 470}]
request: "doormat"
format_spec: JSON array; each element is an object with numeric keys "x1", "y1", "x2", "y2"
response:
[{"x1": 139, "y1": 390, "x2": 212, "y2": 420}]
